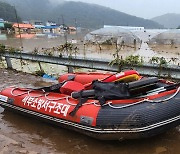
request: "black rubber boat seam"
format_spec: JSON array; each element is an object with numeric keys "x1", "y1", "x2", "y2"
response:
[{"x1": 0, "y1": 101, "x2": 179, "y2": 133}]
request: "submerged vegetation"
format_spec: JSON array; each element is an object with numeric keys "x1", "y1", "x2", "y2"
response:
[
  {"x1": 0, "y1": 42, "x2": 179, "y2": 79},
  {"x1": 33, "y1": 42, "x2": 79, "y2": 58},
  {"x1": 109, "y1": 43, "x2": 143, "y2": 71},
  {"x1": 109, "y1": 54, "x2": 143, "y2": 72},
  {"x1": 0, "y1": 44, "x2": 6, "y2": 53},
  {"x1": 56, "y1": 42, "x2": 79, "y2": 58},
  {"x1": 0, "y1": 43, "x2": 178, "y2": 69},
  {"x1": 0, "y1": 44, "x2": 21, "y2": 53},
  {"x1": 149, "y1": 57, "x2": 169, "y2": 66}
]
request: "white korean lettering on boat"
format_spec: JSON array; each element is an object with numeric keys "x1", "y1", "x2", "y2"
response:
[
  {"x1": 47, "y1": 101, "x2": 57, "y2": 112},
  {"x1": 42, "y1": 100, "x2": 50, "y2": 111},
  {"x1": 22, "y1": 96, "x2": 70, "y2": 117},
  {"x1": 27, "y1": 97, "x2": 34, "y2": 106},
  {"x1": 22, "y1": 96, "x2": 29, "y2": 105},
  {"x1": 31, "y1": 98, "x2": 38, "y2": 108},
  {"x1": 36, "y1": 99, "x2": 45, "y2": 110},
  {"x1": 54, "y1": 103, "x2": 70, "y2": 116},
  {"x1": 61, "y1": 104, "x2": 70, "y2": 117},
  {"x1": 54, "y1": 103, "x2": 63, "y2": 114}
]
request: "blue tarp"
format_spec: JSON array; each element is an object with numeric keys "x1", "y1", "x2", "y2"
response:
[
  {"x1": 44, "y1": 26, "x2": 59, "y2": 29},
  {"x1": 34, "y1": 25, "x2": 45, "y2": 29}
]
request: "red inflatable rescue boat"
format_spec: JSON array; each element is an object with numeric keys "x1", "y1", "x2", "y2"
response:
[
  {"x1": 58, "y1": 70, "x2": 140, "y2": 84},
  {"x1": 0, "y1": 71, "x2": 180, "y2": 140}
]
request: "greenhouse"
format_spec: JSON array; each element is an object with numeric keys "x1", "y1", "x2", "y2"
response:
[
  {"x1": 84, "y1": 27, "x2": 141, "y2": 51},
  {"x1": 149, "y1": 29, "x2": 180, "y2": 45},
  {"x1": 148, "y1": 29, "x2": 180, "y2": 54}
]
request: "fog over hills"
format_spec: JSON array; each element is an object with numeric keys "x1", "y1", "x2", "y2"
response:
[
  {"x1": 152, "y1": 13, "x2": 180, "y2": 28},
  {"x1": 0, "y1": 0, "x2": 163, "y2": 28},
  {"x1": 0, "y1": 0, "x2": 53, "y2": 21},
  {"x1": 0, "y1": 1, "x2": 21, "y2": 22}
]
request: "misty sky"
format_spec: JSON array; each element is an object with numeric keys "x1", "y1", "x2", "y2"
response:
[{"x1": 66, "y1": 0, "x2": 180, "y2": 19}]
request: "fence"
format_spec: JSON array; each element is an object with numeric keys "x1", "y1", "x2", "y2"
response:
[{"x1": 0, "y1": 52, "x2": 180, "y2": 80}]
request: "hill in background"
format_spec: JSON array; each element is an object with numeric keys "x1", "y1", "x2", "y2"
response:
[
  {"x1": 0, "y1": 1, "x2": 21, "y2": 22},
  {"x1": 152, "y1": 13, "x2": 180, "y2": 28},
  {"x1": 0, "y1": 0, "x2": 53, "y2": 22},
  {"x1": 50, "y1": 1, "x2": 164, "y2": 29},
  {"x1": 0, "y1": 0, "x2": 163, "y2": 29}
]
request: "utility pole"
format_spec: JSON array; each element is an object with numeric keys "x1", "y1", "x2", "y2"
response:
[
  {"x1": 74, "y1": 18, "x2": 77, "y2": 29},
  {"x1": 74, "y1": 18, "x2": 78, "y2": 40},
  {"x1": 61, "y1": 15, "x2": 67, "y2": 44},
  {"x1": 61, "y1": 15, "x2": 73, "y2": 72},
  {"x1": 14, "y1": 6, "x2": 23, "y2": 50},
  {"x1": 58, "y1": 17, "x2": 60, "y2": 26}
]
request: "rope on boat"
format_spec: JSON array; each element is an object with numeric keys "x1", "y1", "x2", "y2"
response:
[
  {"x1": 107, "y1": 86, "x2": 180, "y2": 109},
  {"x1": 66, "y1": 96, "x2": 100, "y2": 106},
  {"x1": 44, "y1": 92, "x2": 100, "y2": 106},
  {"x1": 11, "y1": 88, "x2": 30, "y2": 96},
  {"x1": 148, "y1": 86, "x2": 180, "y2": 103},
  {"x1": 107, "y1": 99, "x2": 149, "y2": 109},
  {"x1": 11, "y1": 87, "x2": 45, "y2": 97},
  {"x1": 44, "y1": 93, "x2": 69, "y2": 101},
  {"x1": 27, "y1": 89, "x2": 46, "y2": 98},
  {"x1": 10, "y1": 87, "x2": 99, "y2": 106},
  {"x1": 10, "y1": 86, "x2": 180, "y2": 109}
]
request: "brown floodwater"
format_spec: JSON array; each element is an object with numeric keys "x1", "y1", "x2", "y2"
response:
[
  {"x1": 0, "y1": 69, "x2": 180, "y2": 154},
  {"x1": 0, "y1": 31, "x2": 179, "y2": 64}
]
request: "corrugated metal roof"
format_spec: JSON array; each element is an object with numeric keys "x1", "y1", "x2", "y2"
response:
[
  {"x1": 0, "y1": 18, "x2": 4, "y2": 22},
  {"x1": 13, "y1": 23, "x2": 34, "y2": 29},
  {"x1": 44, "y1": 25, "x2": 59, "y2": 29}
]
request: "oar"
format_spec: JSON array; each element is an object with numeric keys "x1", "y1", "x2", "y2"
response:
[{"x1": 139, "y1": 82, "x2": 180, "y2": 97}]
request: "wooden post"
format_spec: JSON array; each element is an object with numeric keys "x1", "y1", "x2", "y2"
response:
[
  {"x1": 5, "y1": 57, "x2": 12, "y2": 69},
  {"x1": 68, "y1": 66, "x2": 73, "y2": 73}
]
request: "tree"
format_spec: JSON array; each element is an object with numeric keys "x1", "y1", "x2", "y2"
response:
[{"x1": 4, "y1": 22, "x2": 12, "y2": 30}]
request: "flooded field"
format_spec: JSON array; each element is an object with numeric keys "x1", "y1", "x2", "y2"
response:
[
  {"x1": 0, "y1": 68, "x2": 180, "y2": 153},
  {"x1": 0, "y1": 30, "x2": 179, "y2": 63},
  {"x1": 0, "y1": 30, "x2": 180, "y2": 153}
]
